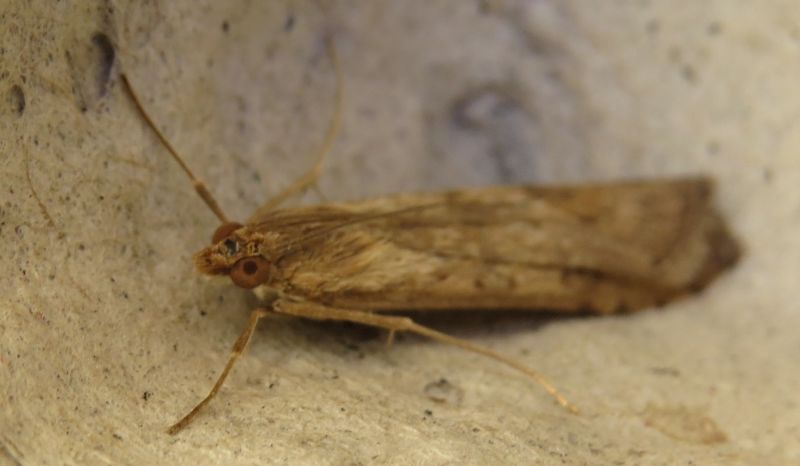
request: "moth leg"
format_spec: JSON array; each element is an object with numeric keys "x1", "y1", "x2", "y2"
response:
[
  {"x1": 385, "y1": 329, "x2": 397, "y2": 348},
  {"x1": 252, "y1": 35, "x2": 343, "y2": 216},
  {"x1": 273, "y1": 300, "x2": 579, "y2": 415},
  {"x1": 168, "y1": 307, "x2": 272, "y2": 435}
]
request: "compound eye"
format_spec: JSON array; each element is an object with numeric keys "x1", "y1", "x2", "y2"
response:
[
  {"x1": 211, "y1": 222, "x2": 244, "y2": 244},
  {"x1": 230, "y1": 256, "x2": 270, "y2": 289}
]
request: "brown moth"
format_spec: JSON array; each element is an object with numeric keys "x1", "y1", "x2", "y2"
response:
[{"x1": 121, "y1": 39, "x2": 739, "y2": 435}]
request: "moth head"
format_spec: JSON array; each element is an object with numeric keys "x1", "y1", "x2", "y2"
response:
[
  {"x1": 211, "y1": 222, "x2": 244, "y2": 244},
  {"x1": 195, "y1": 222, "x2": 271, "y2": 289}
]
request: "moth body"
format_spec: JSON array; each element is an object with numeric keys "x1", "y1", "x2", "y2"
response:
[{"x1": 195, "y1": 179, "x2": 739, "y2": 315}]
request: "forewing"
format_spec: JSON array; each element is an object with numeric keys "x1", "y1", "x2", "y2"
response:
[{"x1": 253, "y1": 178, "x2": 739, "y2": 314}]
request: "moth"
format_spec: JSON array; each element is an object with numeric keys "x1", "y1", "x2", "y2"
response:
[{"x1": 120, "y1": 39, "x2": 739, "y2": 435}]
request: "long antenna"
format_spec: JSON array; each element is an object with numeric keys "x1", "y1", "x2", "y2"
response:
[
  {"x1": 120, "y1": 74, "x2": 230, "y2": 224},
  {"x1": 247, "y1": 34, "x2": 344, "y2": 219}
]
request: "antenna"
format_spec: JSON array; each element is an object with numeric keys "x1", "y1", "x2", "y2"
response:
[
  {"x1": 120, "y1": 74, "x2": 230, "y2": 224},
  {"x1": 246, "y1": 34, "x2": 344, "y2": 220}
]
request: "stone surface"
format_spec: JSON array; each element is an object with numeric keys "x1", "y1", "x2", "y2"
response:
[{"x1": 2, "y1": 1, "x2": 798, "y2": 464}]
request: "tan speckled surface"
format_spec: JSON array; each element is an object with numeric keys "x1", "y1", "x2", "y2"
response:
[{"x1": 2, "y1": 1, "x2": 798, "y2": 464}]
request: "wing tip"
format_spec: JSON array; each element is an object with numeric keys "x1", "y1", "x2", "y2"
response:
[{"x1": 688, "y1": 211, "x2": 742, "y2": 293}]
